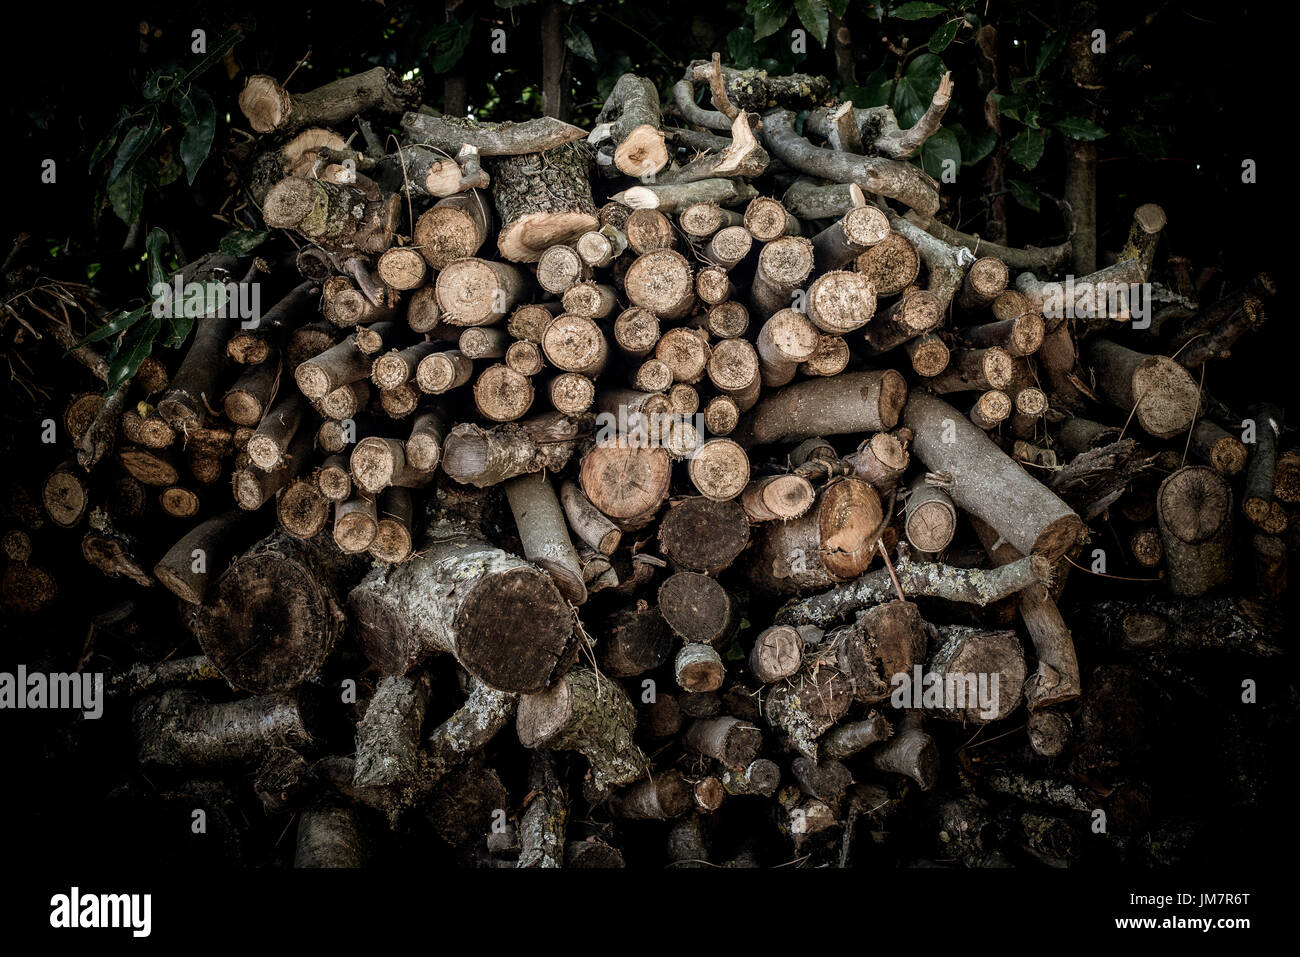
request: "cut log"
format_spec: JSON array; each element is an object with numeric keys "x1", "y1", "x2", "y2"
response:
[
  {"x1": 491, "y1": 143, "x2": 599, "y2": 262},
  {"x1": 735, "y1": 370, "x2": 907, "y2": 447},
  {"x1": 902, "y1": 393, "x2": 1085, "y2": 560},
  {"x1": 1157, "y1": 466, "x2": 1234, "y2": 597}
]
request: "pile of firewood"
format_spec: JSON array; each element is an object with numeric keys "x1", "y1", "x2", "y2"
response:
[{"x1": 9, "y1": 57, "x2": 1289, "y2": 868}]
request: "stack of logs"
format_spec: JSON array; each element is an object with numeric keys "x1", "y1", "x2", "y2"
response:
[{"x1": 11, "y1": 57, "x2": 1289, "y2": 868}]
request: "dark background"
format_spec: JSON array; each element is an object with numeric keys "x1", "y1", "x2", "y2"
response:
[{"x1": 0, "y1": 0, "x2": 1293, "y2": 872}]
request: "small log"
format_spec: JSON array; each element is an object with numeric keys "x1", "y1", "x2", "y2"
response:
[
  {"x1": 1084, "y1": 338, "x2": 1201, "y2": 439},
  {"x1": 443, "y1": 412, "x2": 584, "y2": 487},
  {"x1": 625, "y1": 249, "x2": 696, "y2": 320},
  {"x1": 675, "y1": 642, "x2": 726, "y2": 693},
  {"x1": 902, "y1": 393, "x2": 1085, "y2": 560},
  {"x1": 504, "y1": 470, "x2": 587, "y2": 604},
  {"x1": 517, "y1": 668, "x2": 646, "y2": 790},
  {"x1": 748, "y1": 625, "x2": 805, "y2": 683},
  {"x1": 1157, "y1": 465, "x2": 1234, "y2": 597},
  {"x1": 736, "y1": 370, "x2": 907, "y2": 447},
  {"x1": 436, "y1": 257, "x2": 525, "y2": 326},
  {"x1": 658, "y1": 572, "x2": 738, "y2": 644},
  {"x1": 740, "y1": 473, "x2": 816, "y2": 522}
]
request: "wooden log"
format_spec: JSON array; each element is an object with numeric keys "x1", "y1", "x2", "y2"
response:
[
  {"x1": 658, "y1": 572, "x2": 738, "y2": 645},
  {"x1": 473, "y1": 364, "x2": 535, "y2": 422},
  {"x1": 247, "y1": 394, "x2": 308, "y2": 471},
  {"x1": 855, "y1": 230, "x2": 920, "y2": 296},
  {"x1": 436, "y1": 257, "x2": 525, "y2": 326},
  {"x1": 755, "y1": 308, "x2": 820, "y2": 387},
  {"x1": 517, "y1": 668, "x2": 646, "y2": 789},
  {"x1": 1157, "y1": 466, "x2": 1234, "y2": 597},
  {"x1": 655, "y1": 327, "x2": 711, "y2": 384},
  {"x1": 703, "y1": 225, "x2": 754, "y2": 270},
  {"x1": 861, "y1": 290, "x2": 942, "y2": 355},
  {"x1": 504, "y1": 470, "x2": 587, "y2": 604},
  {"x1": 443, "y1": 412, "x2": 585, "y2": 487},
  {"x1": 416, "y1": 350, "x2": 474, "y2": 394},
  {"x1": 188, "y1": 530, "x2": 360, "y2": 693},
  {"x1": 657, "y1": 497, "x2": 749, "y2": 574},
  {"x1": 812, "y1": 205, "x2": 890, "y2": 271},
  {"x1": 904, "y1": 473, "x2": 958, "y2": 554},
  {"x1": 902, "y1": 393, "x2": 1085, "y2": 560},
  {"x1": 1084, "y1": 338, "x2": 1202, "y2": 439},
  {"x1": 350, "y1": 511, "x2": 575, "y2": 692},
  {"x1": 740, "y1": 473, "x2": 816, "y2": 522},
  {"x1": 748, "y1": 625, "x2": 805, "y2": 683},
  {"x1": 1243, "y1": 403, "x2": 1285, "y2": 532},
  {"x1": 1190, "y1": 419, "x2": 1248, "y2": 476},
  {"x1": 735, "y1": 370, "x2": 907, "y2": 447},
  {"x1": 296, "y1": 339, "x2": 372, "y2": 400},
  {"x1": 491, "y1": 143, "x2": 599, "y2": 262},
  {"x1": 625, "y1": 249, "x2": 696, "y2": 320},
  {"x1": 750, "y1": 236, "x2": 814, "y2": 318},
  {"x1": 675, "y1": 642, "x2": 726, "y2": 693},
  {"x1": 746, "y1": 477, "x2": 882, "y2": 595},
  {"x1": 688, "y1": 438, "x2": 750, "y2": 501}
]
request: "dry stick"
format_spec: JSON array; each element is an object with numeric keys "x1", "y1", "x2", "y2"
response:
[
  {"x1": 1242, "y1": 403, "x2": 1285, "y2": 533},
  {"x1": 761, "y1": 109, "x2": 940, "y2": 216},
  {"x1": 1085, "y1": 338, "x2": 1202, "y2": 440},
  {"x1": 751, "y1": 236, "x2": 814, "y2": 318},
  {"x1": 680, "y1": 203, "x2": 744, "y2": 240},
  {"x1": 1189, "y1": 419, "x2": 1248, "y2": 476},
  {"x1": 247, "y1": 394, "x2": 308, "y2": 470},
  {"x1": 903, "y1": 393, "x2": 1085, "y2": 560},
  {"x1": 783, "y1": 178, "x2": 866, "y2": 220},
  {"x1": 811, "y1": 204, "x2": 890, "y2": 271},
  {"x1": 504, "y1": 470, "x2": 587, "y2": 605},
  {"x1": 740, "y1": 473, "x2": 816, "y2": 522},
  {"x1": 240, "y1": 66, "x2": 420, "y2": 134},
  {"x1": 966, "y1": 299, "x2": 1045, "y2": 351},
  {"x1": 296, "y1": 338, "x2": 372, "y2": 400},
  {"x1": 134, "y1": 689, "x2": 315, "y2": 769},
  {"x1": 611, "y1": 179, "x2": 758, "y2": 214},
  {"x1": 970, "y1": 515, "x2": 1081, "y2": 710},
  {"x1": 703, "y1": 226, "x2": 753, "y2": 271},
  {"x1": 223, "y1": 355, "x2": 280, "y2": 427},
  {"x1": 416, "y1": 350, "x2": 474, "y2": 394},
  {"x1": 595, "y1": 73, "x2": 670, "y2": 177},
  {"x1": 777, "y1": 549, "x2": 1049, "y2": 628},
  {"x1": 559, "y1": 479, "x2": 622, "y2": 555}
]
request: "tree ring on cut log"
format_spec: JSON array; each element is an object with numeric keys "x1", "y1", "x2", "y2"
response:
[
  {"x1": 706, "y1": 226, "x2": 753, "y2": 267},
  {"x1": 350, "y1": 437, "x2": 399, "y2": 494},
  {"x1": 806, "y1": 270, "x2": 876, "y2": 333},
  {"x1": 758, "y1": 237, "x2": 814, "y2": 287},
  {"x1": 855, "y1": 231, "x2": 920, "y2": 296},
  {"x1": 1131, "y1": 355, "x2": 1201, "y2": 439},
  {"x1": 580, "y1": 444, "x2": 672, "y2": 520},
  {"x1": 818, "y1": 478, "x2": 883, "y2": 580},
  {"x1": 842, "y1": 205, "x2": 891, "y2": 247},
  {"x1": 744, "y1": 197, "x2": 791, "y2": 241},
  {"x1": 1158, "y1": 466, "x2": 1231, "y2": 543},
  {"x1": 191, "y1": 547, "x2": 339, "y2": 693},
  {"x1": 473, "y1": 365, "x2": 534, "y2": 422},
  {"x1": 689, "y1": 439, "x2": 750, "y2": 501},
  {"x1": 262, "y1": 177, "x2": 318, "y2": 229},
  {"x1": 542, "y1": 315, "x2": 607, "y2": 374},
  {"x1": 625, "y1": 249, "x2": 694, "y2": 318},
  {"x1": 453, "y1": 567, "x2": 572, "y2": 693}
]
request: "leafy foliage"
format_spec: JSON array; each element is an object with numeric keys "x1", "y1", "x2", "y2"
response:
[{"x1": 91, "y1": 27, "x2": 244, "y2": 226}]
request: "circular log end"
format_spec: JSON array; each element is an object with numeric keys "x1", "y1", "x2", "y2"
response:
[
  {"x1": 456, "y1": 565, "x2": 573, "y2": 694},
  {"x1": 817, "y1": 477, "x2": 883, "y2": 580}
]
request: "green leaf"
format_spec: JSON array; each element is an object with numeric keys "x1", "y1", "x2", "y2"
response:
[
  {"x1": 727, "y1": 26, "x2": 759, "y2": 69},
  {"x1": 73, "y1": 306, "x2": 149, "y2": 351},
  {"x1": 1008, "y1": 128, "x2": 1047, "y2": 169},
  {"x1": 219, "y1": 228, "x2": 269, "y2": 256},
  {"x1": 846, "y1": 68, "x2": 891, "y2": 108},
  {"x1": 89, "y1": 131, "x2": 120, "y2": 172},
  {"x1": 891, "y1": 2, "x2": 948, "y2": 20},
  {"x1": 177, "y1": 86, "x2": 217, "y2": 185},
  {"x1": 1052, "y1": 116, "x2": 1108, "y2": 140},
  {"x1": 794, "y1": 0, "x2": 830, "y2": 46},
  {"x1": 145, "y1": 228, "x2": 171, "y2": 294},
  {"x1": 1007, "y1": 179, "x2": 1041, "y2": 212},
  {"x1": 494, "y1": 0, "x2": 533, "y2": 6},
  {"x1": 993, "y1": 92, "x2": 1026, "y2": 122},
  {"x1": 892, "y1": 77, "x2": 924, "y2": 127},
  {"x1": 142, "y1": 68, "x2": 176, "y2": 101},
  {"x1": 919, "y1": 127, "x2": 961, "y2": 179},
  {"x1": 429, "y1": 19, "x2": 473, "y2": 73},
  {"x1": 108, "y1": 115, "x2": 161, "y2": 184},
  {"x1": 107, "y1": 316, "x2": 163, "y2": 392},
  {"x1": 175, "y1": 27, "x2": 244, "y2": 86},
  {"x1": 929, "y1": 18, "x2": 959, "y2": 53},
  {"x1": 905, "y1": 52, "x2": 947, "y2": 98},
  {"x1": 826, "y1": 0, "x2": 849, "y2": 15},
  {"x1": 1035, "y1": 30, "x2": 1067, "y2": 74},
  {"x1": 107, "y1": 170, "x2": 145, "y2": 225},
  {"x1": 951, "y1": 122, "x2": 996, "y2": 165},
  {"x1": 564, "y1": 23, "x2": 596, "y2": 62},
  {"x1": 752, "y1": 0, "x2": 791, "y2": 40}
]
